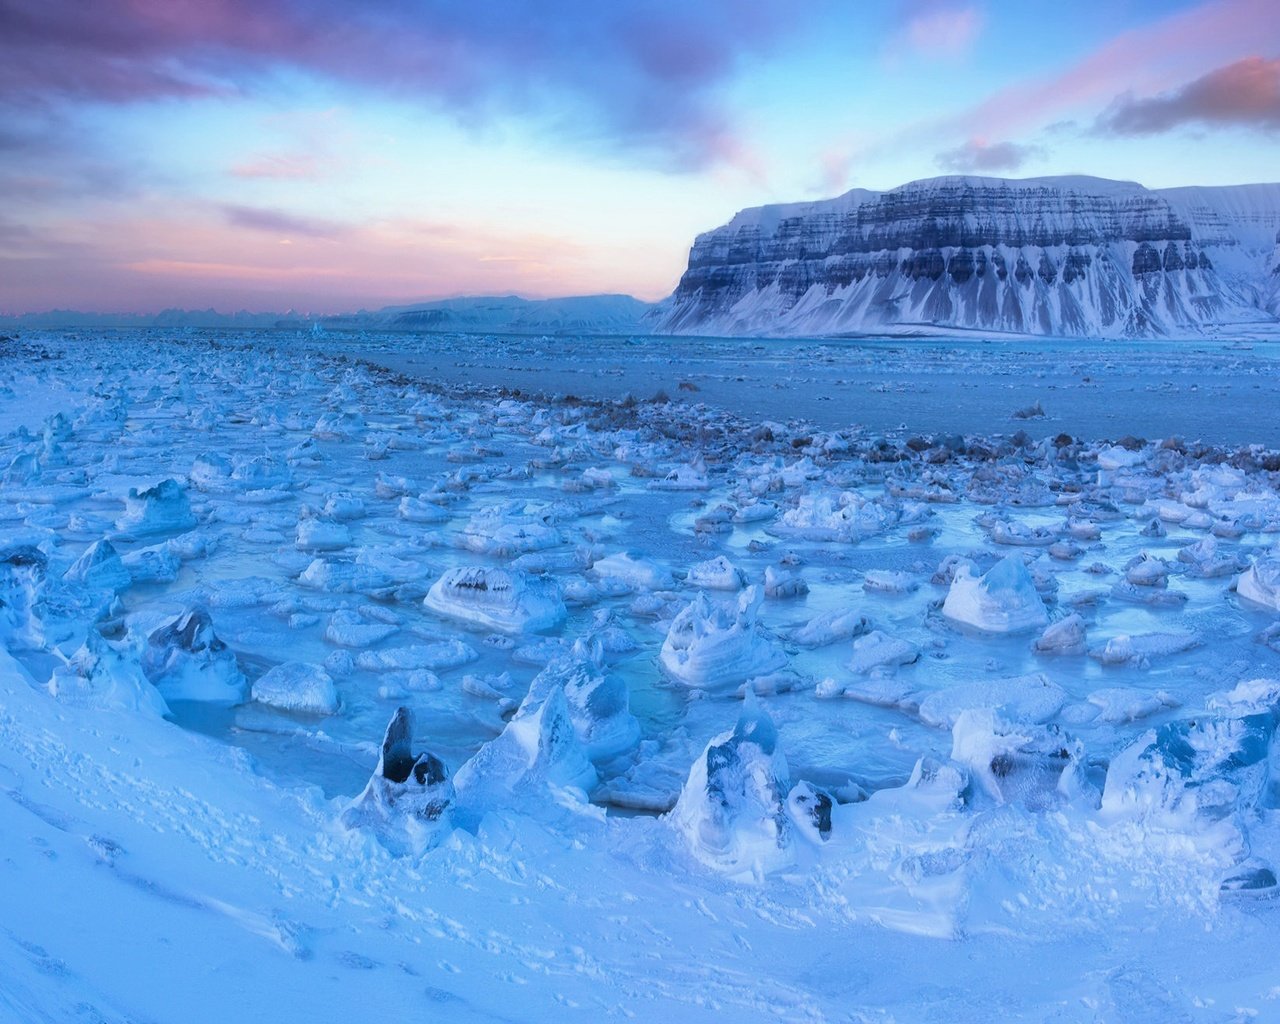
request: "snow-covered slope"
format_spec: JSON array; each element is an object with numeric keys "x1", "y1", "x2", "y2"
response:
[{"x1": 658, "y1": 175, "x2": 1280, "y2": 338}]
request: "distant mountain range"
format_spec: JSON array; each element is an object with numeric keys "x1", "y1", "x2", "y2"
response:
[
  {"x1": 9, "y1": 175, "x2": 1280, "y2": 340},
  {"x1": 656, "y1": 174, "x2": 1280, "y2": 338},
  {"x1": 0, "y1": 294, "x2": 659, "y2": 336}
]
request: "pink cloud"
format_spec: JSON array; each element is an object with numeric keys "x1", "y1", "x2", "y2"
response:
[{"x1": 1096, "y1": 56, "x2": 1280, "y2": 135}]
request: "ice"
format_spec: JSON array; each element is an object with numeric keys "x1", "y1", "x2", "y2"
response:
[
  {"x1": 669, "y1": 693, "x2": 793, "y2": 880},
  {"x1": 62, "y1": 539, "x2": 130, "y2": 594},
  {"x1": 46, "y1": 631, "x2": 169, "y2": 717},
  {"x1": 847, "y1": 630, "x2": 919, "y2": 675},
  {"x1": 251, "y1": 662, "x2": 339, "y2": 715},
  {"x1": 862, "y1": 569, "x2": 917, "y2": 594},
  {"x1": 658, "y1": 587, "x2": 788, "y2": 692},
  {"x1": 1085, "y1": 687, "x2": 1179, "y2": 723},
  {"x1": 324, "y1": 608, "x2": 399, "y2": 648},
  {"x1": 1032, "y1": 613, "x2": 1087, "y2": 656},
  {"x1": 354, "y1": 641, "x2": 477, "y2": 672},
  {"x1": 918, "y1": 673, "x2": 1067, "y2": 728},
  {"x1": 114, "y1": 478, "x2": 197, "y2": 539},
  {"x1": 521, "y1": 640, "x2": 640, "y2": 764},
  {"x1": 423, "y1": 566, "x2": 567, "y2": 633},
  {"x1": 452, "y1": 682, "x2": 598, "y2": 819},
  {"x1": 942, "y1": 555, "x2": 1049, "y2": 634},
  {"x1": 138, "y1": 608, "x2": 248, "y2": 704},
  {"x1": 1088, "y1": 631, "x2": 1202, "y2": 667},
  {"x1": 590, "y1": 551, "x2": 673, "y2": 591},
  {"x1": 1237, "y1": 549, "x2": 1280, "y2": 612},
  {"x1": 789, "y1": 607, "x2": 872, "y2": 647},
  {"x1": 295, "y1": 516, "x2": 352, "y2": 552},
  {"x1": 687, "y1": 555, "x2": 746, "y2": 591},
  {"x1": 763, "y1": 564, "x2": 808, "y2": 598}
]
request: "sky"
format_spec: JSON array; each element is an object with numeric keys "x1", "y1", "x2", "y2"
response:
[{"x1": 1, "y1": 0, "x2": 1278, "y2": 315}]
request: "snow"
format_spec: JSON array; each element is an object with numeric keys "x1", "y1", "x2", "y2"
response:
[{"x1": 3, "y1": 328, "x2": 1280, "y2": 1022}]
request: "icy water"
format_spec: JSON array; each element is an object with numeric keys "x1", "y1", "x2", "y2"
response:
[
  {"x1": 6, "y1": 326, "x2": 1280, "y2": 821},
  {"x1": 349, "y1": 330, "x2": 1280, "y2": 447}
]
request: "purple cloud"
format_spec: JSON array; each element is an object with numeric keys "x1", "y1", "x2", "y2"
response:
[
  {"x1": 936, "y1": 138, "x2": 1045, "y2": 173},
  {"x1": 221, "y1": 204, "x2": 345, "y2": 238},
  {"x1": 1096, "y1": 57, "x2": 1280, "y2": 135},
  {"x1": 0, "y1": 0, "x2": 801, "y2": 169}
]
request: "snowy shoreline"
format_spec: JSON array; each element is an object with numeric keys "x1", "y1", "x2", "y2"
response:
[{"x1": 3, "y1": 329, "x2": 1280, "y2": 1021}]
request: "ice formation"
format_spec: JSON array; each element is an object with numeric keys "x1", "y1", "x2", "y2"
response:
[
  {"x1": 1237, "y1": 549, "x2": 1280, "y2": 612},
  {"x1": 139, "y1": 607, "x2": 248, "y2": 704},
  {"x1": 658, "y1": 587, "x2": 788, "y2": 691},
  {"x1": 669, "y1": 694, "x2": 794, "y2": 880},
  {"x1": 251, "y1": 661, "x2": 340, "y2": 714},
  {"x1": 523, "y1": 640, "x2": 640, "y2": 764},
  {"x1": 114, "y1": 478, "x2": 197, "y2": 539},
  {"x1": 424, "y1": 566, "x2": 567, "y2": 633},
  {"x1": 942, "y1": 555, "x2": 1049, "y2": 633}
]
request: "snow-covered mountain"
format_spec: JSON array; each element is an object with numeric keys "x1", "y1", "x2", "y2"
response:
[{"x1": 657, "y1": 175, "x2": 1280, "y2": 338}]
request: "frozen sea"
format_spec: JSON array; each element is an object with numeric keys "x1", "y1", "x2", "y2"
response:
[{"x1": 2, "y1": 326, "x2": 1280, "y2": 1023}]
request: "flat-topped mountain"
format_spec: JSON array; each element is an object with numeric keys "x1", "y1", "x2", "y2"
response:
[{"x1": 657, "y1": 175, "x2": 1280, "y2": 338}]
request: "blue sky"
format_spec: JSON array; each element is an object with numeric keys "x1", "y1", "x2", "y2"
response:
[{"x1": 1, "y1": 0, "x2": 1277, "y2": 313}]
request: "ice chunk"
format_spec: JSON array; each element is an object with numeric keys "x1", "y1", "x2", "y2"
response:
[
  {"x1": 847, "y1": 630, "x2": 919, "y2": 675},
  {"x1": 115, "y1": 478, "x2": 196, "y2": 539},
  {"x1": 398, "y1": 496, "x2": 449, "y2": 523},
  {"x1": 355, "y1": 641, "x2": 477, "y2": 673},
  {"x1": 918, "y1": 673, "x2": 1066, "y2": 728},
  {"x1": 424, "y1": 567, "x2": 566, "y2": 634},
  {"x1": 788, "y1": 608, "x2": 872, "y2": 647},
  {"x1": 1032, "y1": 613, "x2": 1086, "y2": 656},
  {"x1": 523, "y1": 640, "x2": 640, "y2": 764},
  {"x1": 687, "y1": 555, "x2": 746, "y2": 591},
  {"x1": 0, "y1": 543, "x2": 49, "y2": 651},
  {"x1": 295, "y1": 517, "x2": 352, "y2": 552},
  {"x1": 47, "y1": 631, "x2": 169, "y2": 717},
  {"x1": 763, "y1": 565, "x2": 807, "y2": 598},
  {"x1": 862, "y1": 569, "x2": 917, "y2": 594},
  {"x1": 452, "y1": 683, "x2": 597, "y2": 816},
  {"x1": 251, "y1": 662, "x2": 339, "y2": 715},
  {"x1": 669, "y1": 694, "x2": 793, "y2": 880},
  {"x1": 590, "y1": 552, "x2": 673, "y2": 591},
  {"x1": 62, "y1": 539, "x2": 130, "y2": 594},
  {"x1": 324, "y1": 608, "x2": 398, "y2": 648},
  {"x1": 659, "y1": 587, "x2": 788, "y2": 692},
  {"x1": 1088, "y1": 631, "x2": 1201, "y2": 667},
  {"x1": 459, "y1": 503, "x2": 563, "y2": 556},
  {"x1": 1085, "y1": 687, "x2": 1178, "y2": 723},
  {"x1": 785, "y1": 780, "x2": 834, "y2": 845},
  {"x1": 140, "y1": 607, "x2": 247, "y2": 704},
  {"x1": 342, "y1": 707, "x2": 452, "y2": 847},
  {"x1": 942, "y1": 555, "x2": 1049, "y2": 634},
  {"x1": 1237, "y1": 550, "x2": 1280, "y2": 612}
]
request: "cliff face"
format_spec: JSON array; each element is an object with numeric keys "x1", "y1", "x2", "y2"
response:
[{"x1": 657, "y1": 176, "x2": 1280, "y2": 338}]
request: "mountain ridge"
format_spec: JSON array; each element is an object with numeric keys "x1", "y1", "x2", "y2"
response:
[{"x1": 657, "y1": 174, "x2": 1280, "y2": 338}]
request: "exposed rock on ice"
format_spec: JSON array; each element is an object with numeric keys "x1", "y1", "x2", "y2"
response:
[
  {"x1": 251, "y1": 661, "x2": 339, "y2": 715},
  {"x1": 342, "y1": 706, "x2": 452, "y2": 843},
  {"x1": 659, "y1": 587, "x2": 788, "y2": 691},
  {"x1": 669, "y1": 694, "x2": 793, "y2": 880},
  {"x1": 114, "y1": 478, "x2": 196, "y2": 539},
  {"x1": 522, "y1": 640, "x2": 640, "y2": 764},
  {"x1": 942, "y1": 555, "x2": 1049, "y2": 634},
  {"x1": 1237, "y1": 550, "x2": 1280, "y2": 612},
  {"x1": 785, "y1": 780, "x2": 834, "y2": 845},
  {"x1": 139, "y1": 607, "x2": 247, "y2": 704},
  {"x1": 47, "y1": 631, "x2": 169, "y2": 717},
  {"x1": 424, "y1": 566, "x2": 566, "y2": 634}
]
